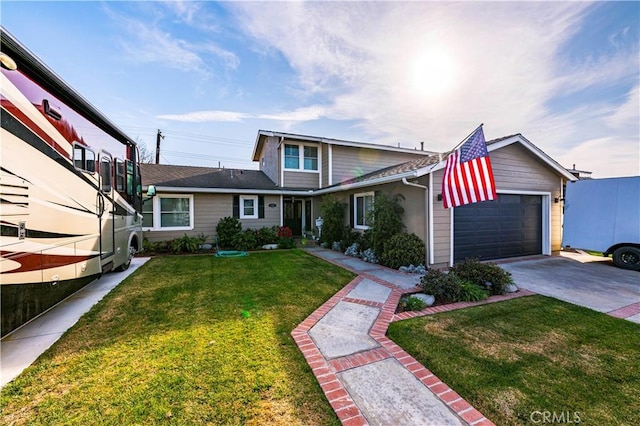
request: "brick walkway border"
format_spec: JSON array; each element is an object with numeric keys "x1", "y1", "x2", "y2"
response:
[
  {"x1": 607, "y1": 302, "x2": 640, "y2": 319},
  {"x1": 293, "y1": 250, "x2": 538, "y2": 425}
]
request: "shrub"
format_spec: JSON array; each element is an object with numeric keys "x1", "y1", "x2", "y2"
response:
[
  {"x1": 216, "y1": 216, "x2": 242, "y2": 248},
  {"x1": 344, "y1": 243, "x2": 360, "y2": 257},
  {"x1": 232, "y1": 229, "x2": 258, "y2": 251},
  {"x1": 380, "y1": 232, "x2": 425, "y2": 270},
  {"x1": 458, "y1": 280, "x2": 489, "y2": 302},
  {"x1": 340, "y1": 227, "x2": 363, "y2": 252},
  {"x1": 361, "y1": 248, "x2": 379, "y2": 264},
  {"x1": 170, "y1": 234, "x2": 203, "y2": 254},
  {"x1": 449, "y1": 258, "x2": 514, "y2": 295},
  {"x1": 399, "y1": 295, "x2": 427, "y2": 312},
  {"x1": 420, "y1": 269, "x2": 461, "y2": 303},
  {"x1": 277, "y1": 226, "x2": 295, "y2": 249},
  {"x1": 368, "y1": 193, "x2": 405, "y2": 256},
  {"x1": 143, "y1": 238, "x2": 171, "y2": 254},
  {"x1": 319, "y1": 195, "x2": 347, "y2": 246},
  {"x1": 255, "y1": 226, "x2": 279, "y2": 246},
  {"x1": 420, "y1": 268, "x2": 490, "y2": 303},
  {"x1": 331, "y1": 241, "x2": 342, "y2": 251}
]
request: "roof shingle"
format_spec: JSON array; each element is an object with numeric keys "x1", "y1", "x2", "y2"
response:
[{"x1": 140, "y1": 164, "x2": 277, "y2": 190}]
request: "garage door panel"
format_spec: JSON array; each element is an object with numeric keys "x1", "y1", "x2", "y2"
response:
[{"x1": 454, "y1": 195, "x2": 543, "y2": 262}]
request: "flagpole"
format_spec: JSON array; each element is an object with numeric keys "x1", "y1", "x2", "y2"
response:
[{"x1": 429, "y1": 123, "x2": 484, "y2": 170}]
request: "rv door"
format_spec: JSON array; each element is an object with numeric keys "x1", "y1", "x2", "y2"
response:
[{"x1": 98, "y1": 152, "x2": 115, "y2": 265}]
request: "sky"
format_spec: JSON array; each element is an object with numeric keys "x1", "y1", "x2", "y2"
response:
[{"x1": 2, "y1": 1, "x2": 639, "y2": 178}]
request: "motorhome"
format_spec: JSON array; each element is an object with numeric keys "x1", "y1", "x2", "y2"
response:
[{"x1": 0, "y1": 27, "x2": 143, "y2": 336}]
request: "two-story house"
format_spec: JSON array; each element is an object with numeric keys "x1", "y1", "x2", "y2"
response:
[{"x1": 141, "y1": 129, "x2": 575, "y2": 269}]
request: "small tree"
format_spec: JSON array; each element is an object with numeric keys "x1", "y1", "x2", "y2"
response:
[
  {"x1": 368, "y1": 192, "x2": 405, "y2": 256},
  {"x1": 319, "y1": 195, "x2": 346, "y2": 246}
]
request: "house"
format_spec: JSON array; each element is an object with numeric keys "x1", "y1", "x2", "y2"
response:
[{"x1": 141, "y1": 130, "x2": 576, "y2": 269}]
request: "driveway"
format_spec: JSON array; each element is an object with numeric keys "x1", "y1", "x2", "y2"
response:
[{"x1": 500, "y1": 251, "x2": 640, "y2": 323}]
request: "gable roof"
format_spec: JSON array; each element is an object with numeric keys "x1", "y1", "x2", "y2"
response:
[
  {"x1": 252, "y1": 129, "x2": 436, "y2": 161},
  {"x1": 141, "y1": 164, "x2": 277, "y2": 191}
]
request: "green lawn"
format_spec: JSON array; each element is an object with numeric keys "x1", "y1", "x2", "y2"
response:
[
  {"x1": 387, "y1": 295, "x2": 640, "y2": 425},
  {"x1": 0, "y1": 250, "x2": 355, "y2": 425}
]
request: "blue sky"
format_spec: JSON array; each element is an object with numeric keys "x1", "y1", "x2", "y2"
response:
[{"x1": 2, "y1": 1, "x2": 638, "y2": 177}]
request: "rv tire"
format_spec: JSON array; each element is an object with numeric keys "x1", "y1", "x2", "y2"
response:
[{"x1": 116, "y1": 244, "x2": 136, "y2": 272}]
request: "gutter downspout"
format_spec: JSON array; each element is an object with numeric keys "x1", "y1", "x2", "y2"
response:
[{"x1": 402, "y1": 177, "x2": 429, "y2": 267}]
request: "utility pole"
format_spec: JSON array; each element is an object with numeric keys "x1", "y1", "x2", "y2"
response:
[{"x1": 155, "y1": 129, "x2": 164, "y2": 164}]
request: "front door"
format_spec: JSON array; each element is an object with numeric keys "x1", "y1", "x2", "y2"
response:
[{"x1": 284, "y1": 199, "x2": 303, "y2": 236}]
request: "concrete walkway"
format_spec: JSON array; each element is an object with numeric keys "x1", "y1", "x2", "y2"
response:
[
  {"x1": 1, "y1": 257, "x2": 150, "y2": 388},
  {"x1": 297, "y1": 247, "x2": 533, "y2": 426}
]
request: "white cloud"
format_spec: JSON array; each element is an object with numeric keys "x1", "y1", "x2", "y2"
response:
[
  {"x1": 152, "y1": 2, "x2": 637, "y2": 176},
  {"x1": 106, "y1": 5, "x2": 238, "y2": 75},
  {"x1": 158, "y1": 110, "x2": 248, "y2": 122},
  {"x1": 158, "y1": 105, "x2": 328, "y2": 123}
]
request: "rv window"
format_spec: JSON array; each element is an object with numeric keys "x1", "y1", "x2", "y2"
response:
[
  {"x1": 142, "y1": 197, "x2": 154, "y2": 228},
  {"x1": 100, "y1": 155, "x2": 112, "y2": 193},
  {"x1": 126, "y1": 160, "x2": 134, "y2": 195},
  {"x1": 115, "y1": 159, "x2": 125, "y2": 192},
  {"x1": 73, "y1": 144, "x2": 96, "y2": 173}
]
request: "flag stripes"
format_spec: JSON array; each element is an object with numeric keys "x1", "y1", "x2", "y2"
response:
[{"x1": 442, "y1": 125, "x2": 497, "y2": 209}]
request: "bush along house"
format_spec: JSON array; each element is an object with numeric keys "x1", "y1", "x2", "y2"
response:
[{"x1": 141, "y1": 127, "x2": 576, "y2": 269}]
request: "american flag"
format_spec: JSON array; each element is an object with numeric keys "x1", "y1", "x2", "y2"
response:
[{"x1": 441, "y1": 125, "x2": 497, "y2": 209}]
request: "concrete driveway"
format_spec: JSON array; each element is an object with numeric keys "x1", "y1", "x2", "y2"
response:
[{"x1": 500, "y1": 251, "x2": 640, "y2": 323}]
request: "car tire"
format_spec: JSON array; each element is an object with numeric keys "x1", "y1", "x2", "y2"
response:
[{"x1": 612, "y1": 246, "x2": 640, "y2": 271}]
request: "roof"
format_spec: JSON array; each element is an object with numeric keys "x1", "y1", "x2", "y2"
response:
[
  {"x1": 140, "y1": 164, "x2": 277, "y2": 190},
  {"x1": 252, "y1": 129, "x2": 436, "y2": 161}
]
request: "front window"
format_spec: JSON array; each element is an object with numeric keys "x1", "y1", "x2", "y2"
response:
[
  {"x1": 354, "y1": 192, "x2": 374, "y2": 229},
  {"x1": 160, "y1": 197, "x2": 191, "y2": 228},
  {"x1": 240, "y1": 195, "x2": 258, "y2": 219},
  {"x1": 284, "y1": 143, "x2": 319, "y2": 171},
  {"x1": 304, "y1": 146, "x2": 318, "y2": 171},
  {"x1": 284, "y1": 145, "x2": 299, "y2": 169},
  {"x1": 143, "y1": 194, "x2": 194, "y2": 230}
]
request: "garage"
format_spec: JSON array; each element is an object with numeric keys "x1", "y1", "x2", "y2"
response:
[{"x1": 454, "y1": 194, "x2": 543, "y2": 262}]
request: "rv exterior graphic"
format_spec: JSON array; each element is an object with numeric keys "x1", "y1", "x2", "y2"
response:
[{"x1": 0, "y1": 28, "x2": 143, "y2": 336}]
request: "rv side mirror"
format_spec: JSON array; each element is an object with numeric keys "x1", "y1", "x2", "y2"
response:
[{"x1": 146, "y1": 185, "x2": 156, "y2": 197}]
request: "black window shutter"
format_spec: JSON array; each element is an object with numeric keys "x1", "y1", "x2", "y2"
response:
[
  {"x1": 349, "y1": 194, "x2": 354, "y2": 228},
  {"x1": 258, "y1": 196, "x2": 265, "y2": 218},
  {"x1": 233, "y1": 195, "x2": 239, "y2": 218}
]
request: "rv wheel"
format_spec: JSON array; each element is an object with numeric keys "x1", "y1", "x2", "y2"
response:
[
  {"x1": 612, "y1": 246, "x2": 640, "y2": 271},
  {"x1": 117, "y1": 244, "x2": 136, "y2": 272}
]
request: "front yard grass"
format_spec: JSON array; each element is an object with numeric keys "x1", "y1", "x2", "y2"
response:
[
  {"x1": 387, "y1": 295, "x2": 640, "y2": 425},
  {"x1": 0, "y1": 250, "x2": 355, "y2": 425}
]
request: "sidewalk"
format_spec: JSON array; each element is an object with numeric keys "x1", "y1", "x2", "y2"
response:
[
  {"x1": 298, "y1": 247, "x2": 532, "y2": 426},
  {"x1": 1, "y1": 257, "x2": 150, "y2": 388}
]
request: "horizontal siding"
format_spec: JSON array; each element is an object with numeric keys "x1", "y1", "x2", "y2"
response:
[
  {"x1": 322, "y1": 145, "x2": 330, "y2": 187},
  {"x1": 491, "y1": 144, "x2": 559, "y2": 192},
  {"x1": 144, "y1": 193, "x2": 281, "y2": 243},
  {"x1": 283, "y1": 171, "x2": 319, "y2": 189},
  {"x1": 432, "y1": 169, "x2": 451, "y2": 266},
  {"x1": 261, "y1": 136, "x2": 280, "y2": 184},
  {"x1": 331, "y1": 145, "x2": 426, "y2": 184}
]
